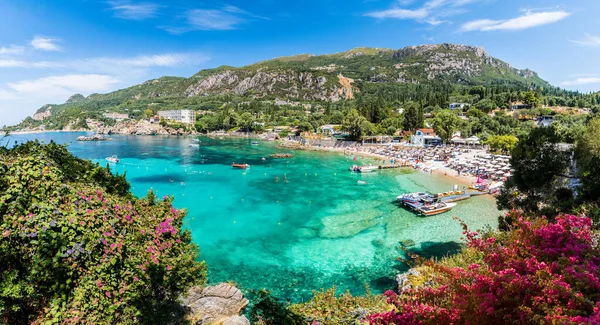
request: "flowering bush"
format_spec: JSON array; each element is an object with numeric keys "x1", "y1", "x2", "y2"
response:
[
  {"x1": 369, "y1": 212, "x2": 600, "y2": 325},
  {"x1": 0, "y1": 142, "x2": 206, "y2": 324}
]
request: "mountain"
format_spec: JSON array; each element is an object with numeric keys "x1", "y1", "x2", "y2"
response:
[{"x1": 12, "y1": 43, "x2": 554, "y2": 129}]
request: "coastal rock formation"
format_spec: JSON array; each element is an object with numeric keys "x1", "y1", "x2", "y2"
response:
[
  {"x1": 32, "y1": 105, "x2": 53, "y2": 121},
  {"x1": 183, "y1": 283, "x2": 250, "y2": 325},
  {"x1": 76, "y1": 134, "x2": 110, "y2": 141},
  {"x1": 96, "y1": 120, "x2": 192, "y2": 136},
  {"x1": 186, "y1": 69, "x2": 354, "y2": 102}
]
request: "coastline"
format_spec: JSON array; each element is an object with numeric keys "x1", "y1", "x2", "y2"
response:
[{"x1": 281, "y1": 141, "x2": 479, "y2": 186}]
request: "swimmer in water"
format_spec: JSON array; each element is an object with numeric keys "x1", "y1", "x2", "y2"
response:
[
  {"x1": 275, "y1": 176, "x2": 279, "y2": 182},
  {"x1": 180, "y1": 182, "x2": 185, "y2": 186}
]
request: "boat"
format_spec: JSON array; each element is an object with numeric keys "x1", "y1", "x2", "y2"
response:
[
  {"x1": 396, "y1": 192, "x2": 457, "y2": 216},
  {"x1": 357, "y1": 180, "x2": 367, "y2": 185},
  {"x1": 106, "y1": 155, "x2": 119, "y2": 163},
  {"x1": 418, "y1": 202, "x2": 456, "y2": 216},
  {"x1": 232, "y1": 163, "x2": 249, "y2": 169},
  {"x1": 251, "y1": 141, "x2": 260, "y2": 145},
  {"x1": 350, "y1": 165, "x2": 378, "y2": 173},
  {"x1": 189, "y1": 143, "x2": 200, "y2": 148}
]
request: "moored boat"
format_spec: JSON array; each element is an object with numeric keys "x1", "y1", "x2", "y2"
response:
[
  {"x1": 106, "y1": 155, "x2": 119, "y2": 163},
  {"x1": 232, "y1": 163, "x2": 249, "y2": 169},
  {"x1": 251, "y1": 141, "x2": 260, "y2": 145},
  {"x1": 189, "y1": 143, "x2": 200, "y2": 148},
  {"x1": 350, "y1": 165, "x2": 378, "y2": 173},
  {"x1": 418, "y1": 202, "x2": 456, "y2": 216}
]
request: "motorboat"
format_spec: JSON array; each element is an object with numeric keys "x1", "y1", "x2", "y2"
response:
[
  {"x1": 350, "y1": 165, "x2": 378, "y2": 173},
  {"x1": 232, "y1": 163, "x2": 249, "y2": 169},
  {"x1": 106, "y1": 155, "x2": 119, "y2": 163},
  {"x1": 396, "y1": 192, "x2": 458, "y2": 216},
  {"x1": 418, "y1": 202, "x2": 456, "y2": 216},
  {"x1": 189, "y1": 143, "x2": 200, "y2": 148},
  {"x1": 251, "y1": 141, "x2": 260, "y2": 145},
  {"x1": 357, "y1": 180, "x2": 367, "y2": 185}
]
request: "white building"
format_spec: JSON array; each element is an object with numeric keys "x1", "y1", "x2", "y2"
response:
[
  {"x1": 411, "y1": 128, "x2": 441, "y2": 146},
  {"x1": 449, "y1": 103, "x2": 468, "y2": 110},
  {"x1": 158, "y1": 110, "x2": 196, "y2": 124},
  {"x1": 103, "y1": 112, "x2": 129, "y2": 122}
]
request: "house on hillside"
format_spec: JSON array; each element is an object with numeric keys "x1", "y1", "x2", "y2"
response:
[
  {"x1": 537, "y1": 116, "x2": 554, "y2": 127},
  {"x1": 410, "y1": 128, "x2": 441, "y2": 146},
  {"x1": 449, "y1": 103, "x2": 468, "y2": 110},
  {"x1": 103, "y1": 112, "x2": 129, "y2": 122},
  {"x1": 510, "y1": 102, "x2": 532, "y2": 110},
  {"x1": 319, "y1": 124, "x2": 341, "y2": 135},
  {"x1": 157, "y1": 110, "x2": 196, "y2": 124}
]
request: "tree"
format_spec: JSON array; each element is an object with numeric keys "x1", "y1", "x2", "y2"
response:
[
  {"x1": 0, "y1": 142, "x2": 206, "y2": 324},
  {"x1": 238, "y1": 112, "x2": 255, "y2": 132},
  {"x1": 402, "y1": 104, "x2": 423, "y2": 133},
  {"x1": 342, "y1": 109, "x2": 367, "y2": 141},
  {"x1": 523, "y1": 91, "x2": 539, "y2": 108},
  {"x1": 485, "y1": 135, "x2": 518, "y2": 154},
  {"x1": 575, "y1": 117, "x2": 600, "y2": 201},
  {"x1": 431, "y1": 110, "x2": 461, "y2": 143},
  {"x1": 497, "y1": 127, "x2": 569, "y2": 214}
]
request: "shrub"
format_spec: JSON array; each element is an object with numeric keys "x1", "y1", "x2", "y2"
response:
[
  {"x1": 0, "y1": 142, "x2": 207, "y2": 324},
  {"x1": 290, "y1": 285, "x2": 391, "y2": 325},
  {"x1": 369, "y1": 213, "x2": 600, "y2": 324}
]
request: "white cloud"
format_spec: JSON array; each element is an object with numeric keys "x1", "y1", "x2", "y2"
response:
[
  {"x1": 460, "y1": 10, "x2": 570, "y2": 32},
  {"x1": 163, "y1": 5, "x2": 267, "y2": 33},
  {"x1": 0, "y1": 59, "x2": 64, "y2": 68},
  {"x1": 108, "y1": 1, "x2": 160, "y2": 20},
  {"x1": 570, "y1": 34, "x2": 600, "y2": 47},
  {"x1": 7, "y1": 74, "x2": 120, "y2": 95},
  {"x1": 82, "y1": 54, "x2": 191, "y2": 68},
  {"x1": 30, "y1": 36, "x2": 62, "y2": 51},
  {"x1": 562, "y1": 77, "x2": 600, "y2": 87},
  {"x1": 365, "y1": 8, "x2": 428, "y2": 19},
  {"x1": 365, "y1": 0, "x2": 482, "y2": 25},
  {"x1": 0, "y1": 45, "x2": 25, "y2": 56}
]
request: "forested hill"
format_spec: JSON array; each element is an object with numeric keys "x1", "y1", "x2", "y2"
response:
[{"x1": 7, "y1": 43, "x2": 596, "y2": 131}]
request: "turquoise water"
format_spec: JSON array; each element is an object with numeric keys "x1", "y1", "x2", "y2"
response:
[{"x1": 7, "y1": 132, "x2": 500, "y2": 301}]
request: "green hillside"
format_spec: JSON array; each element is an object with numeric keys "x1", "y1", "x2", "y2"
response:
[{"x1": 6, "y1": 43, "x2": 598, "y2": 132}]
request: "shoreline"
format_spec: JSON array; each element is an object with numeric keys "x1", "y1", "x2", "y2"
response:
[{"x1": 279, "y1": 141, "x2": 479, "y2": 186}]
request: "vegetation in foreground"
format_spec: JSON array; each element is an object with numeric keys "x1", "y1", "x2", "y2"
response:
[
  {"x1": 0, "y1": 142, "x2": 206, "y2": 324},
  {"x1": 369, "y1": 213, "x2": 600, "y2": 324}
]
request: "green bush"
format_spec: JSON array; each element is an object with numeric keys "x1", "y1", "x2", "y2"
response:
[{"x1": 0, "y1": 142, "x2": 207, "y2": 324}]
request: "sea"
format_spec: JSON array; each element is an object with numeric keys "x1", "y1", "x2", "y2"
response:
[{"x1": 5, "y1": 132, "x2": 500, "y2": 301}]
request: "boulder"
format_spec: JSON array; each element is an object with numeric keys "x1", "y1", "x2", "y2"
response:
[
  {"x1": 223, "y1": 316, "x2": 250, "y2": 325},
  {"x1": 183, "y1": 283, "x2": 249, "y2": 325}
]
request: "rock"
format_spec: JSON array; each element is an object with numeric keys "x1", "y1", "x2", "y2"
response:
[
  {"x1": 400, "y1": 239, "x2": 416, "y2": 247},
  {"x1": 223, "y1": 315, "x2": 250, "y2": 325},
  {"x1": 76, "y1": 134, "x2": 110, "y2": 141},
  {"x1": 396, "y1": 268, "x2": 421, "y2": 292},
  {"x1": 183, "y1": 283, "x2": 249, "y2": 325}
]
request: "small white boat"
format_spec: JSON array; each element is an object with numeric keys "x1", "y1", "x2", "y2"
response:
[
  {"x1": 357, "y1": 180, "x2": 367, "y2": 185},
  {"x1": 418, "y1": 202, "x2": 456, "y2": 216},
  {"x1": 189, "y1": 143, "x2": 200, "y2": 148},
  {"x1": 106, "y1": 155, "x2": 119, "y2": 163},
  {"x1": 350, "y1": 165, "x2": 378, "y2": 173}
]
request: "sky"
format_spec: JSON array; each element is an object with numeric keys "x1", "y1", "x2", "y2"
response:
[{"x1": 1, "y1": 0, "x2": 599, "y2": 126}]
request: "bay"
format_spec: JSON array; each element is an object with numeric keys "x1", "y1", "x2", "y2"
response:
[{"x1": 6, "y1": 132, "x2": 500, "y2": 301}]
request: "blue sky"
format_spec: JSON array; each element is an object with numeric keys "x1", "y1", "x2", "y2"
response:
[{"x1": 1, "y1": 0, "x2": 599, "y2": 126}]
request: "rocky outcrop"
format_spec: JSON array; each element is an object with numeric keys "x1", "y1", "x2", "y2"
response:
[
  {"x1": 183, "y1": 283, "x2": 250, "y2": 325},
  {"x1": 32, "y1": 105, "x2": 53, "y2": 121},
  {"x1": 66, "y1": 94, "x2": 86, "y2": 104},
  {"x1": 96, "y1": 120, "x2": 192, "y2": 136},
  {"x1": 77, "y1": 134, "x2": 110, "y2": 141},
  {"x1": 186, "y1": 69, "x2": 353, "y2": 102}
]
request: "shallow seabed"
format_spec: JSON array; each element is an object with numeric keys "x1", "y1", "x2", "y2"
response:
[{"x1": 9, "y1": 133, "x2": 500, "y2": 301}]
